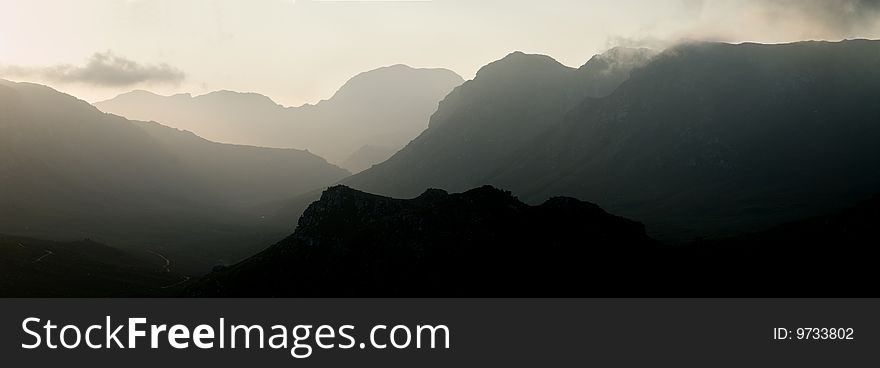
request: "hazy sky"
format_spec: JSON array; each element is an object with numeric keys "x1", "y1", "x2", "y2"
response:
[{"x1": 1, "y1": 0, "x2": 878, "y2": 106}]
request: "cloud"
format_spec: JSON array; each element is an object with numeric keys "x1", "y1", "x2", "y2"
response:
[
  {"x1": 0, "y1": 52, "x2": 185, "y2": 86},
  {"x1": 686, "y1": 0, "x2": 880, "y2": 41},
  {"x1": 609, "y1": 0, "x2": 880, "y2": 50},
  {"x1": 605, "y1": 35, "x2": 671, "y2": 51}
]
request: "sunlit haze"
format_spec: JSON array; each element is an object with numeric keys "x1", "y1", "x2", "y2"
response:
[{"x1": 2, "y1": 0, "x2": 878, "y2": 106}]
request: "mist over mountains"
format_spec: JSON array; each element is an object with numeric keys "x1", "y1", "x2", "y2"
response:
[
  {"x1": 345, "y1": 40, "x2": 880, "y2": 241},
  {"x1": 0, "y1": 80, "x2": 347, "y2": 271},
  {"x1": 95, "y1": 65, "x2": 463, "y2": 172},
  {"x1": 3, "y1": 39, "x2": 880, "y2": 296}
]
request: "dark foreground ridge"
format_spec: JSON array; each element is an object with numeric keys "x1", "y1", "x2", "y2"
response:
[
  {"x1": 189, "y1": 185, "x2": 659, "y2": 296},
  {"x1": 190, "y1": 186, "x2": 880, "y2": 297}
]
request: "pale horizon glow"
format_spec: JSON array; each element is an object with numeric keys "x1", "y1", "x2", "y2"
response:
[{"x1": 1, "y1": 0, "x2": 878, "y2": 106}]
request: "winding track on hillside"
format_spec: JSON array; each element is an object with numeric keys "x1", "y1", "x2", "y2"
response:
[
  {"x1": 33, "y1": 249, "x2": 53, "y2": 263},
  {"x1": 147, "y1": 250, "x2": 172, "y2": 273}
]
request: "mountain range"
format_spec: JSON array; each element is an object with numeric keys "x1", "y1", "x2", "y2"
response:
[
  {"x1": 95, "y1": 65, "x2": 464, "y2": 172},
  {"x1": 265, "y1": 47, "x2": 658, "y2": 227},
  {"x1": 0, "y1": 80, "x2": 347, "y2": 271},
  {"x1": 4, "y1": 40, "x2": 880, "y2": 296},
  {"x1": 344, "y1": 48, "x2": 656, "y2": 195},
  {"x1": 344, "y1": 40, "x2": 880, "y2": 241}
]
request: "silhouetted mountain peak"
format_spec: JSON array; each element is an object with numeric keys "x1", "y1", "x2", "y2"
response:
[
  {"x1": 474, "y1": 51, "x2": 572, "y2": 81},
  {"x1": 100, "y1": 89, "x2": 282, "y2": 112},
  {"x1": 191, "y1": 185, "x2": 657, "y2": 296},
  {"x1": 414, "y1": 188, "x2": 449, "y2": 202},
  {"x1": 579, "y1": 47, "x2": 656, "y2": 74},
  {"x1": 198, "y1": 90, "x2": 281, "y2": 107},
  {"x1": 111, "y1": 89, "x2": 191, "y2": 101},
  {"x1": 119, "y1": 89, "x2": 159, "y2": 97},
  {"x1": 1, "y1": 80, "x2": 115, "y2": 124},
  {"x1": 458, "y1": 185, "x2": 522, "y2": 206},
  {"x1": 328, "y1": 64, "x2": 463, "y2": 103},
  {"x1": 383, "y1": 63, "x2": 422, "y2": 71},
  {"x1": 497, "y1": 51, "x2": 564, "y2": 66},
  {"x1": 294, "y1": 186, "x2": 405, "y2": 240}
]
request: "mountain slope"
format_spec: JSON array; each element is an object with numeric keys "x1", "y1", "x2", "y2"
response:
[
  {"x1": 95, "y1": 65, "x2": 464, "y2": 169},
  {"x1": 497, "y1": 40, "x2": 880, "y2": 240},
  {"x1": 134, "y1": 120, "x2": 348, "y2": 206},
  {"x1": 343, "y1": 40, "x2": 880, "y2": 241},
  {"x1": 0, "y1": 80, "x2": 347, "y2": 271},
  {"x1": 0, "y1": 234, "x2": 184, "y2": 297},
  {"x1": 343, "y1": 48, "x2": 655, "y2": 198},
  {"x1": 340, "y1": 144, "x2": 400, "y2": 174},
  {"x1": 190, "y1": 185, "x2": 659, "y2": 296}
]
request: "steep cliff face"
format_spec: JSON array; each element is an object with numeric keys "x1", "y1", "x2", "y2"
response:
[{"x1": 190, "y1": 185, "x2": 659, "y2": 297}]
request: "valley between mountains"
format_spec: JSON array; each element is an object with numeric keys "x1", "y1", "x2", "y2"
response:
[{"x1": 2, "y1": 40, "x2": 879, "y2": 296}]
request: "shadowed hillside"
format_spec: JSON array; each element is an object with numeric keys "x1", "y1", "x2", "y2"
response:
[
  {"x1": 193, "y1": 188, "x2": 880, "y2": 297},
  {"x1": 190, "y1": 185, "x2": 659, "y2": 296},
  {"x1": 344, "y1": 48, "x2": 655, "y2": 197},
  {"x1": 344, "y1": 40, "x2": 880, "y2": 241},
  {"x1": 0, "y1": 80, "x2": 348, "y2": 272},
  {"x1": 668, "y1": 193, "x2": 880, "y2": 295},
  {"x1": 0, "y1": 234, "x2": 185, "y2": 297}
]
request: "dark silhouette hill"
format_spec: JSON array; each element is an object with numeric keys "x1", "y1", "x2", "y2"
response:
[
  {"x1": 0, "y1": 80, "x2": 348, "y2": 271},
  {"x1": 95, "y1": 65, "x2": 464, "y2": 170},
  {"x1": 344, "y1": 40, "x2": 880, "y2": 241},
  {"x1": 193, "y1": 187, "x2": 880, "y2": 297},
  {"x1": 189, "y1": 185, "x2": 659, "y2": 296}
]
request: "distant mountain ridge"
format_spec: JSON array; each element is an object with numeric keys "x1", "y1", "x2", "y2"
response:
[
  {"x1": 264, "y1": 47, "x2": 657, "y2": 226},
  {"x1": 0, "y1": 79, "x2": 348, "y2": 271},
  {"x1": 95, "y1": 65, "x2": 464, "y2": 171}
]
